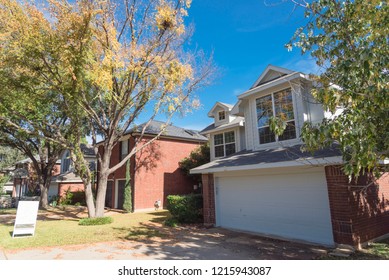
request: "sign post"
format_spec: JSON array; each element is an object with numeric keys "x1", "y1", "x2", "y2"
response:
[{"x1": 12, "y1": 200, "x2": 40, "y2": 238}]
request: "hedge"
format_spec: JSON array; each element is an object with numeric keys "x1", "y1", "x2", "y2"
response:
[{"x1": 166, "y1": 194, "x2": 203, "y2": 223}]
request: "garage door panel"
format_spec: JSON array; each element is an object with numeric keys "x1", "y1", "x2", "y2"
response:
[{"x1": 215, "y1": 170, "x2": 334, "y2": 245}]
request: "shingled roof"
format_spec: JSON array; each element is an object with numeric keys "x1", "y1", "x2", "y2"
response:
[
  {"x1": 191, "y1": 144, "x2": 342, "y2": 174},
  {"x1": 125, "y1": 120, "x2": 207, "y2": 142}
]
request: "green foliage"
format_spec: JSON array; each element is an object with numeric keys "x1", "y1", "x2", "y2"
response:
[
  {"x1": 0, "y1": 146, "x2": 24, "y2": 170},
  {"x1": 0, "y1": 175, "x2": 10, "y2": 195},
  {"x1": 179, "y1": 143, "x2": 210, "y2": 175},
  {"x1": 122, "y1": 160, "x2": 133, "y2": 212},
  {"x1": 269, "y1": 116, "x2": 287, "y2": 137},
  {"x1": 59, "y1": 189, "x2": 74, "y2": 206},
  {"x1": 78, "y1": 216, "x2": 113, "y2": 226},
  {"x1": 166, "y1": 194, "x2": 203, "y2": 223},
  {"x1": 164, "y1": 217, "x2": 179, "y2": 227},
  {"x1": 288, "y1": 0, "x2": 389, "y2": 177}
]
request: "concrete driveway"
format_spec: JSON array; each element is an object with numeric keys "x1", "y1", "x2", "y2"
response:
[{"x1": 0, "y1": 225, "x2": 329, "y2": 260}]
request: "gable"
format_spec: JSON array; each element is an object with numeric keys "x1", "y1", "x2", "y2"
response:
[
  {"x1": 207, "y1": 102, "x2": 233, "y2": 117},
  {"x1": 250, "y1": 65, "x2": 294, "y2": 89}
]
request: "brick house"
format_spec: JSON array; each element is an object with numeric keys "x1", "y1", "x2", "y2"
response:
[
  {"x1": 98, "y1": 120, "x2": 207, "y2": 211},
  {"x1": 191, "y1": 65, "x2": 389, "y2": 247},
  {"x1": 11, "y1": 144, "x2": 96, "y2": 203}
]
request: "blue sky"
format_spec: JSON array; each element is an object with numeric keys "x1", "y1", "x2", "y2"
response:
[{"x1": 166, "y1": 0, "x2": 319, "y2": 131}]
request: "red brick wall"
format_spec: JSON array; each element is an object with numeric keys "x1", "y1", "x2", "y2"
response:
[
  {"x1": 202, "y1": 173, "x2": 215, "y2": 226},
  {"x1": 133, "y1": 137, "x2": 200, "y2": 210},
  {"x1": 58, "y1": 183, "x2": 85, "y2": 197},
  {"x1": 99, "y1": 136, "x2": 203, "y2": 210},
  {"x1": 325, "y1": 165, "x2": 389, "y2": 246}
]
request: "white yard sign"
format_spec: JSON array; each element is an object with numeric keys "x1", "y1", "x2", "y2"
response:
[{"x1": 12, "y1": 200, "x2": 40, "y2": 238}]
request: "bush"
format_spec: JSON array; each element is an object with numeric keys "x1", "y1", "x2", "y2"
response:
[
  {"x1": 166, "y1": 194, "x2": 203, "y2": 223},
  {"x1": 59, "y1": 189, "x2": 73, "y2": 205},
  {"x1": 79, "y1": 216, "x2": 113, "y2": 226},
  {"x1": 164, "y1": 217, "x2": 179, "y2": 227}
]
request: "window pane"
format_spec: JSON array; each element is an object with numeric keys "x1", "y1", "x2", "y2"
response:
[
  {"x1": 214, "y1": 134, "x2": 224, "y2": 145},
  {"x1": 121, "y1": 139, "x2": 128, "y2": 160},
  {"x1": 214, "y1": 145, "x2": 224, "y2": 157},
  {"x1": 225, "y1": 143, "x2": 236, "y2": 156},
  {"x1": 256, "y1": 95, "x2": 273, "y2": 127},
  {"x1": 224, "y1": 131, "x2": 235, "y2": 143},
  {"x1": 259, "y1": 126, "x2": 275, "y2": 144},
  {"x1": 278, "y1": 121, "x2": 296, "y2": 141},
  {"x1": 218, "y1": 111, "x2": 225, "y2": 120},
  {"x1": 274, "y1": 89, "x2": 294, "y2": 121}
]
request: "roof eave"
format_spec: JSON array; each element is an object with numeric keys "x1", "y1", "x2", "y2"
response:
[
  {"x1": 190, "y1": 156, "x2": 343, "y2": 174},
  {"x1": 238, "y1": 72, "x2": 307, "y2": 99},
  {"x1": 200, "y1": 121, "x2": 244, "y2": 135}
]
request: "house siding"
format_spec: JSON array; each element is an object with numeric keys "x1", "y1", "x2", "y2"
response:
[{"x1": 325, "y1": 165, "x2": 389, "y2": 247}]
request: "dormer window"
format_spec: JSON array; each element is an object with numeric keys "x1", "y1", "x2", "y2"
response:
[
  {"x1": 218, "y1": 111, "x2": 226, "y2": 121},
  {"x1": 256, "y1": 88, "x2": 296, "y2": 144}
]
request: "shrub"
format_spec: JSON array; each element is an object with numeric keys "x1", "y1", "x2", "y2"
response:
[
  {"x1": 59, "y1": 189, "x2": 73, "y2": 205},
  {"x1": 164, "y1": 217, "x2": 179, "y2": 227},
  {"x1": 79, "y1": 216, "x2": 113, "y2": 226},
  {"x1": 166, "y1": 194, "x2": 203, "y2": 223}
]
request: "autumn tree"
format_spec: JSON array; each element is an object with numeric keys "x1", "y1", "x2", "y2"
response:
[
  {"x1": 282, "y1": 0, "x2": 389, "y2": 177},
  {"x1": 0, "y1": 0, "x2": 214, "y2": 217}
]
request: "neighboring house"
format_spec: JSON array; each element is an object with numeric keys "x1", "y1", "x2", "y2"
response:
[
  {"x1": 191, "y1": 65, "x2": 389, "y2": 247},
  {"x1": 11, "y1": 144, "x2": 96, "y2": 203},
  {"x1": 98, "y1": 120, "x2": 207, "y2": 211},
  {"x1": 51, "y1": 144, "x2": 96, "y2": 202}
]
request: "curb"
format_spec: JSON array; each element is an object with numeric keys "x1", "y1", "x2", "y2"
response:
[{"x1": 0, "y1": 250, "x2": 7, "y2": 260}]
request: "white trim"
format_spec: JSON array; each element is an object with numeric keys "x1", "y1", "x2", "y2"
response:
[
  {"x1": 238, "y1": 72, "x2": 307, "y2": 99},
  {"x1": 253, "y1": 86, "x2": 300, "y2": 150},
  {"x1": 190, "y1": 156, "x2": 343, "y2": 174},
  {"x1": 202, "y1": 120, "x2": 244, "y2": 135},
  {"x1": 250, "y1": 65, "x2": 294, "y2": 89},
  {"x1": 207, "y1": 102, "x2": 233, "y2": 117}
]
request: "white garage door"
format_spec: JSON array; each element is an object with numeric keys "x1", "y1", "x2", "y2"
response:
[{"x1": 215, "y1": 168, "x2": 334, "y2": 245}]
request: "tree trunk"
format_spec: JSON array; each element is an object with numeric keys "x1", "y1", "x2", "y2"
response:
[
  {"x1": 95, "y1": 172, "x2": 108, "y2": 217},
  {"x1": 94, "y1": 145, "x2": 112, "y2": 217},
  {"x1": 84, "y1": 181, "x2": 96, "y2": 218},
  {"x1": 39, "y1": 181, "x2": 49, "y2": 209}
]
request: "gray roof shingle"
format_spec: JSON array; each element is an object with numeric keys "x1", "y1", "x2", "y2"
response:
[
  {"x1": 191, "y1": 144, "x2": 342, "y2": 173},
  {"x1": 125, "y1": 120, "x2": 207, "y2": 142}
]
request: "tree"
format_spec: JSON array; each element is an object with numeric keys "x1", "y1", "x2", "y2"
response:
[
  {"x1": 284, "y1": 0, "x2": 388, "y2": 177},
  {"x1": 179, "y1": 142, "x2": 210, "y2": 176},
  {"x1": 0, "y1": 146, "x2": 24, "y2": 170},
  {"x1": 122, "y1": 159, "x2": 132, "y2": 212},
  {"x1": 0, "y1": 0, "x2": 214, "y2": 217}
]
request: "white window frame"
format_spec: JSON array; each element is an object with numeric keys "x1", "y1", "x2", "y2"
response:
[
  {"x1": 256, "y1": 88, "x2": 296, "y2": 145},
  {"x1": 213, "y1": 131, "x2": 236, "y2": 158}
]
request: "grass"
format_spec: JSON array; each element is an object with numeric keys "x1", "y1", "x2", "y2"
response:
[
  {"x1": 0, "y1": 207, "x2": 170, "y2": 250},
  {"x1": 79, "y1": 216, "x2": 113, "y2": 226},
  {"x1": 319, "y1": 239, "x2": 389, "y2": 260}
]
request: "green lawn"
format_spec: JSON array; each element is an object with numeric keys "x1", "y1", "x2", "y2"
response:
[{"x1": 0, "y1": 207, "x2": 170, "y2": 250}]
